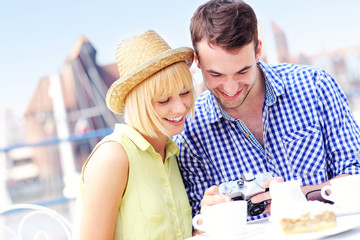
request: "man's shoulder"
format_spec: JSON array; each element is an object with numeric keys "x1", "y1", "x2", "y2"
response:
[
  {"x1": 195, "y1": 90, "x2": 212, "y2": 105},
  {"x1": 176, "y1": 91, "x2": 217, "y2": 140},
  {"x1": 191, "y1": 90, "x2": 213, "y2": 115},
  {"x1": 194, "y1": 90, "x2": 221, "y2": 122},
  {"x1": 264, "y1": 61, "x2": 324, "y2": 77},
  {"x1": 261, "y1": 62, "x2": 329, "y2": 90}
]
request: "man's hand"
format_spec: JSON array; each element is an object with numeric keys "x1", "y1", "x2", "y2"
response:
[{"x1": 250, "y1": 177, "x2": 284, "y2": 214}]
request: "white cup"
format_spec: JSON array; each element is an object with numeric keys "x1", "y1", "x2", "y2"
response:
[
  {"x1": 270, "y1": 179, "x2": 307, "y2": 223},
  {"x1": 321, "y1": 174, "x2": 360, "y2": 212},
  {"x1": 192, "y1": 201, "x2": 247, "y2": 239}
]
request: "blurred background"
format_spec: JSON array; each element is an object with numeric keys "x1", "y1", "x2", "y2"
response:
[{"x1": 1, "y1": 0, "x2": 360, "y2": 237}]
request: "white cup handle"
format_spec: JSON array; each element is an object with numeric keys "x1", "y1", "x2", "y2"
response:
[
  {"x1": 192, "y1": 214, "x2": 206, "y2": 232},
  {"x1": 321, "y1": 185, "x2": 333, "y2": 201}
]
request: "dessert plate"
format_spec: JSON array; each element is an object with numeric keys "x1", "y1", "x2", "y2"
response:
[
  {"x1": 269, "y1": 214, "x2": 360, "y2": 240},
  {"x1": 333, "y1": 206, "x2": 360, "y2": 217},
  {"x1": 189, "y1": 223, "x2": 265, "y2": 239}
]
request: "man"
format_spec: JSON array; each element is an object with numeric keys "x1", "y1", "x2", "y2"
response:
[{"x1": 174, "y1": 0, "x2": 360, "y2": 222}]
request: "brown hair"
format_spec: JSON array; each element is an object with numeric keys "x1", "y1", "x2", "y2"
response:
[{"x1": 190, "y1": 0, "x2": 258, "y2": 55}]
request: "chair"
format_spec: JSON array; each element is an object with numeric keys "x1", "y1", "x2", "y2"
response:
[{"x1": 0, "y1": 203, "x2": 73, "y2": 240}]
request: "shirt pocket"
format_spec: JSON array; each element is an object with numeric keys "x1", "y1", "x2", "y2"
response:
[
  {"x1": 135, "y1": 210, "x2": 172, "y2": 240},
  {"x1": 281, "y1": 124, "x2": 327, "y2": 178}
]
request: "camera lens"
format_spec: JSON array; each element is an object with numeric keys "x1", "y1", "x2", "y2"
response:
[{"x1": 248, "y1": 201, "x2": 266, "y2": 216}]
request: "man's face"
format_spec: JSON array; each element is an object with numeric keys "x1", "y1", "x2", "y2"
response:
[{"x1": 195, "y1": 40, "x2": 262, "y2": 113}]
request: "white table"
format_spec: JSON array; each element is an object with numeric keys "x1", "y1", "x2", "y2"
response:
[{"x1": 187, "y1": 214, "x2": 360, "y2": 240}]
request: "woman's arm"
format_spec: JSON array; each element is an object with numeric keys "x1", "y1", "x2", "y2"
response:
[{"x1": 79, "y1": 141, "x2": 129, "y2": 240}]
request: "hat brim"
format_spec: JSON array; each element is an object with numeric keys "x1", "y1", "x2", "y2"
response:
[{"x1": 106, "y1": 47, "x2": 194, "y2": 114}]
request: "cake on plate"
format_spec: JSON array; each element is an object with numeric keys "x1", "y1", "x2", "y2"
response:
[
  {"x1": 278, "y1": 200, "x2": 337, "y2": 235},
  {"x1": 269, "y1": 180, "x2": 337, "y2": 235}
]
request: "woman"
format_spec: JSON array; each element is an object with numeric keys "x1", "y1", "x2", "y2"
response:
[{"x1": 77, "y1": 30, "x2": 194, "y2": 239}]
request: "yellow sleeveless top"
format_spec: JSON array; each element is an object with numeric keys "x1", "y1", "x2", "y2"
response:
[{"x1": 80, "y1": 124, "x2": 192, "y2": 239}]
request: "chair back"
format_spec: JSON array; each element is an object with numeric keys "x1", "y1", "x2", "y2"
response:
[{"x1": 0, "y1": 204, "x2": 73, "y2": 240}]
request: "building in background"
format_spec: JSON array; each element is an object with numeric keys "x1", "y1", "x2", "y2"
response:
[
  {"x1": 5, "y1": 36, "x2": 121, "y2": 203},
  {"x1": 272, "y1": 22, "x2": 289, "y2": 63}
]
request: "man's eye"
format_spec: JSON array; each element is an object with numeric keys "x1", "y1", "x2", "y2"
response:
[
  {"x1": 210, "y1": 73, "x2": 221, "y2": 77},
  {"x1": 238, "y1": 70, "x2": 248, "y2": 75}
]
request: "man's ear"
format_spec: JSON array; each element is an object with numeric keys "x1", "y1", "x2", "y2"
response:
[
  {"x1": 256, "y1": 40, "x2": 262, "y2": 62},
  {"x1": 194, "y1": 54, "x2": 201, "y2": 69}
]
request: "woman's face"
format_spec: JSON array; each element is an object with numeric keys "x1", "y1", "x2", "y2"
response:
[{"x1": 152, "y1": 89, "x2": 193, "y2": 136}]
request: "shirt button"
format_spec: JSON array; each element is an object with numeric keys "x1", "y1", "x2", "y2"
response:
[
  {"x1": 245, "y1": 132, "x2": 250, "y2": 138},
  {"x1": 266, "y1": 156, "x2": 270, "y2": 161}
]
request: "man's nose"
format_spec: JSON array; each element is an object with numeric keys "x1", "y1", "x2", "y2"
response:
[{"x1": 223, "y1": 77, "x2": 239, "y2": 96}]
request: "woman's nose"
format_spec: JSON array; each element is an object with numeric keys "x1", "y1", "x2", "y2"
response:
[{"x1": 172, "y1": 97, "x2": 187, "y2": 113}]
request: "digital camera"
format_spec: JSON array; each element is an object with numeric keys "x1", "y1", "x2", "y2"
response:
[{"x1": 219, "y1": 172, "x2": 273, "y2": 216}]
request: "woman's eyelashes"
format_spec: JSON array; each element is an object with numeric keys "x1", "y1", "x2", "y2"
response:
[
  {"x1": 156, "y1": 90, "x2": 191, "y2": 104},
  {"x1": 180, "y1": 90, "x2": 191, "y2": 96}
]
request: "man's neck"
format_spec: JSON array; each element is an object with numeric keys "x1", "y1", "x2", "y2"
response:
[{"x1": 227, "y1": 66, "x2": 265, "y2": 119}]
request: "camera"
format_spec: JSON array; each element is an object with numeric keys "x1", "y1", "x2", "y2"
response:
[{"x1": 219, "y1": 172, "x2": 273, "y2": 216}]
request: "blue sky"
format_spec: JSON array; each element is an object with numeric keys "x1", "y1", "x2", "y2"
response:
[{"x1": 1, "y1": 0, "x2": 360, "y2": 116}]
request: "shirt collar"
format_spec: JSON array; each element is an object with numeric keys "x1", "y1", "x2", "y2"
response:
[
  {"x1": 115, "y1": 123, "x2": 179, "y2": 157},
  {"x1": 201, "y1": 91, "x2": 224, "y2": 123},
  {"x1": 258, "y1": 61, "x2": 285, "y2": 106},
  {"x1": 165, "y1": 138, "x2": 179, "y2": 158},
  {"x1": 115, "y1": 123, "x2": 151, "y2": 151}
]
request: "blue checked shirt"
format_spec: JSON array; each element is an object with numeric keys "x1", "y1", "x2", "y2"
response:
[{"x1": 174, "y1": 61, "x2": 360, "y2": 220}]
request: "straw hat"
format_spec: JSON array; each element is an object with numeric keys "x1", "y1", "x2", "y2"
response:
[{"x1": 106, "y1": 30, "x2": 194, "y2": 114}]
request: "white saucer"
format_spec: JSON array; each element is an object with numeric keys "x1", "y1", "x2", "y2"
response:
[
  {"x1": 332, "y1": 206, "x2": 360, "y2": 217},
  {"x1": 195, "y1": 223, "x2": 265, "y2": 239}
]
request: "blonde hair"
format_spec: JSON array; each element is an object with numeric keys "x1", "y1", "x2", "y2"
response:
[{"x1": 124, "y1": 62, "x2": 194, "y2": 137}]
